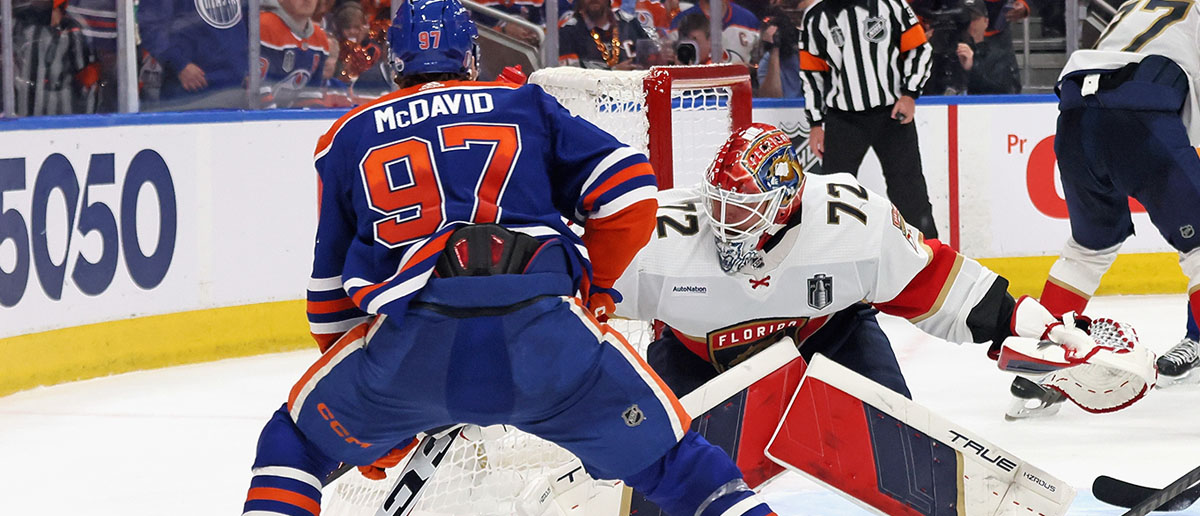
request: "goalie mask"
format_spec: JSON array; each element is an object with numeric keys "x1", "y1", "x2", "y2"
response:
[{"x1": 703, "y1": 124, "x2": 804, "y2": 273}]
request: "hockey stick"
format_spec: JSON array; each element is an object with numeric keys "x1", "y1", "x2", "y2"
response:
[
  {"x1": 323, "y1": 462, "x2": 356, "y2": 486},
  {"x1": 377, "y1": 425, "x2": 464, "y2": 516},
  {"x1": 1091, "y1": 465, "x2": 1200, "y2": 516},
  {"x1": 321, "y1": 423, "x2": 464, "y2": 496},
  {"x1": 1093, "y1": 476, "x2": 1200, "y2": 512}
]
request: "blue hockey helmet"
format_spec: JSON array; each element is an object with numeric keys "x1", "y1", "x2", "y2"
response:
[{"x1": 388, "y1": 0, "x2": 479, "y2": 77}]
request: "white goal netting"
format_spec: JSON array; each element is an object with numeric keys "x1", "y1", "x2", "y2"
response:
[{"x1": 322, "y1": 65, "x2": 751, "y2": 516}]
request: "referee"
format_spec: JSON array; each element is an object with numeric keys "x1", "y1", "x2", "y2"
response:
[{"x1": 799, "y1": 0, "x2": 938, "y2": 238}]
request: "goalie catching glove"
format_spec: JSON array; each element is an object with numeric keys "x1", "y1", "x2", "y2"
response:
[{"x1": 998, "y1": 296, "x2": 1157, "y2": 413}]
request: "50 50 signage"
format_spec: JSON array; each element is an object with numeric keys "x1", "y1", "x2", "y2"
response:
[{"x1": 0, "y1": 150, "x2": 177, "y2": 308}]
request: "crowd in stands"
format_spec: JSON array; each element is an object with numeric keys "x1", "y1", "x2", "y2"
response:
[{"x1": 2, "y1": 0, "x2": 1035, "y2": 117}]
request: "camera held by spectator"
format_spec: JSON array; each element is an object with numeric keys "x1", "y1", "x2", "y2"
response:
[
  {"x1": 916, "y1": 0, "x2": 985, "y2": 95},
  {"x1": 760, "y1": 6, "x2": 800, "y2": 61},
  {"x1": 674, "y1": 12, "x2": 711, "y2": 64}
]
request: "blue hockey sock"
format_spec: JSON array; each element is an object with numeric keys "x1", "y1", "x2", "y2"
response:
[
  {"x1": 625, "y1": 431, "x2": 774, "y2": 516},
  {"x1": 243, "y1": 404, "x2": 338, "y2": 516}
]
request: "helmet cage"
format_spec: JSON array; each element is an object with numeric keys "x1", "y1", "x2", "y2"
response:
[
  {"x1": 702, "y1": 182, "x2": 787, "y2": 273},
  {"x1": 702, "y1": 181, "x2": 787, "y2": 244}
]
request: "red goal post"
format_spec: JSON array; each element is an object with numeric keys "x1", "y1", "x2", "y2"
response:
[
  {"x1": 529, "y1": 63, "x2": 754, "y2": 190},
  {"x1": 642, "y1": 64, "x2": 753, "y2": 188}
]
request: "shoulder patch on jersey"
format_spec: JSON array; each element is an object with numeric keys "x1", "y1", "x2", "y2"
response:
[{"x1": 806, "y1": 273, "x2": 833, "y2": 309}]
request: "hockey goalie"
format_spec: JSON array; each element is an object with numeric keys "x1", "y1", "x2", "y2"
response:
[{"x1": 608, "y1": 123, "x2": 1157, "y2": 514}]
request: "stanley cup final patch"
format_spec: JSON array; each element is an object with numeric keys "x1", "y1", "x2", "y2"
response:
[
  {"x1": 829, "y1": 26, "x2": 846, "y2": 47},
  {"x1": 807, "y1": 274, "x2": 833, "y2": 309}
]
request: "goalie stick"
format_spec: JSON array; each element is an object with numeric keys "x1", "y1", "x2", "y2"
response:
[{"x1": 1092, "y1": 466, "x2": 1200, "y2": 515}]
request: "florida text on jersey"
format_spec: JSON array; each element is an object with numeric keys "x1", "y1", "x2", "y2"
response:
[{"x1": 613, "y1": 173, "x2": 1013, "y2": 370}]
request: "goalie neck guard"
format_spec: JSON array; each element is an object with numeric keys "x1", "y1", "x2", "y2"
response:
[{"x1": 703, "y1": 123, "x2": 804, "y2": 273}]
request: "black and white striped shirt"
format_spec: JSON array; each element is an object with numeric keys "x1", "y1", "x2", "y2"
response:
[{"x1": 799, "y1": 0, "x2": 932, "y2": 125}]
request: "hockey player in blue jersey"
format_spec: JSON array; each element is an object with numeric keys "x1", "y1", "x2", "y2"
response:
[{"x1": 240, "y1": 1, "x2": 777, "y2": 515}]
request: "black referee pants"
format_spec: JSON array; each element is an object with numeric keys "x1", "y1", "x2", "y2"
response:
[{"x1": 820, "y1": 105, "x2": 938, "y2": 239}]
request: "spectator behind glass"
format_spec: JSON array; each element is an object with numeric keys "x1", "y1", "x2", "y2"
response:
[
  {"x1": 63, "y1": 0, "x2": 115, "y2": 112},
  {"x1": 11, "y1": 0, "x2": 100, "y2": 116},
  {"x1": 965, "y1": 5, "x2": 1021, "y2": 94},
  {"x1": 918, "y1": 0, "x2": 983, "y2": 95},
  {"x1": 674, "y1": 12, "x2": 712, "y2": 64},
  {"x1": 259, "y1": 0, "x2": 333, "y2": 108},
  {"x1": 982, "y1": 0, "x2": 1028, "y2": 41},
  {"x1": 614, "y1": 0, "x2": 678, "y2": 40},
  {"x1": 756, "y1": 0, "x2": 806, "y2": 98},
  {"x1": 330, "y1": 0, "x2": 393, "y2": 101},
  {"x1": 137, "y1": 0, "x2": 249, "y2": 111},
  {"x1": 667, "y1": 0, "x2": 760, "y2": 64},
  {"x1": 470, "y1": 0, "x2": 573, "y2": 46},
  {"x1": 559, "y1": 0, "x2": 652, "y2": 69}
]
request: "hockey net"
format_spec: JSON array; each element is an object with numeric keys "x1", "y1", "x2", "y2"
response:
[{"x1": 322, "y1": 64, "x2": 752, "y2": 516}]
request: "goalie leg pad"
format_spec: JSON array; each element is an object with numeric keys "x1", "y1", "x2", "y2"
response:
[
  {"x1": 244, "y1": 405, "x2": 339, "y2": 516},
  {"x1": 766, "y1": 355, "x2": 1076, "y2": 516}
]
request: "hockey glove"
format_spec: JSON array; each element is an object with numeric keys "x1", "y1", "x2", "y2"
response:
[
  {"x1": 999, "y1": 296, "x2": 1156, "y2": 413},
  {"x1": 1009, "y1": 296, "x2": 1099, "y2": 362},
  {"x1": 357, "y1": 441, "x2": 414, "y2": 481},
  {"x1": 586, "y1": 285, "x2": 622, "y2": 321}
]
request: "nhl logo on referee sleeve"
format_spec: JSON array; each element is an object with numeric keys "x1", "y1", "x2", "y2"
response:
[
  {"x1": 622, "y1": 405, "x2": 645, "y2": 427},
  {"x1": 807, "y1": 274, "x2": 833, "y2": 309},
  {"x1": 863, "y1": 17, "x2": 888, "y2": 43}
]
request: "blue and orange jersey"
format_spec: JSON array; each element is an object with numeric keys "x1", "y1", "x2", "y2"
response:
[
  {"x1": 668, "y1": 0, "x2": 760, "y2": 33},
  {"x1": 306, "y1": 80, "x2": 658, "y2": 349},
  {"x1": 259, "y1": 10, "x2": 331, "y2": 108}
]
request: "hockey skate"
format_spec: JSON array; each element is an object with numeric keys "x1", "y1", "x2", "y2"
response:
[
  {"x1": 1156, "y1": 338, "x2": 1200, "y2": 388},
  {"x1": 1005, "y1": 376, "x2": 1066, "y2": 420}
]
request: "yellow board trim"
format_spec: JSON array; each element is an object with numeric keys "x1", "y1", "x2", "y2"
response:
[
  {"x1": 0, "y1": 300, "x2": 311, "y2": 397},
  {"x1": 1, "y1": 253, "x2": 1187, "y2": 398},
  {"x1": 978, "y1": 252, "x2": 1187, "y2": 299}
]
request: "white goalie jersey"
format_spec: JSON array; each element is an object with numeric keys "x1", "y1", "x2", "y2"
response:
[
  {"x1": 1061, "y1": 0, "x2": 1200, "y2": 143},
  {"x1": 613, "y1": 173, "x2": 1011, "y2": 370}
]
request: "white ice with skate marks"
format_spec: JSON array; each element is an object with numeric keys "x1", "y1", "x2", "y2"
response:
[{"x1": 0, "y1": 295, "x2": 1197, "y2": 515}]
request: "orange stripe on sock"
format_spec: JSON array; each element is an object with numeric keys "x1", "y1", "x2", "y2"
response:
[
  {"x1": 307, "y1": 297, "x2": 358, "y2": 314},
  {"x1": 245, "y1": 486, "x2": 320, "y2": 516}
]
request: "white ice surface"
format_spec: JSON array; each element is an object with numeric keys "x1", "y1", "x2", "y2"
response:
[{"x1": 2, "y1": 295, "x2": 1198, "y2": 515}]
